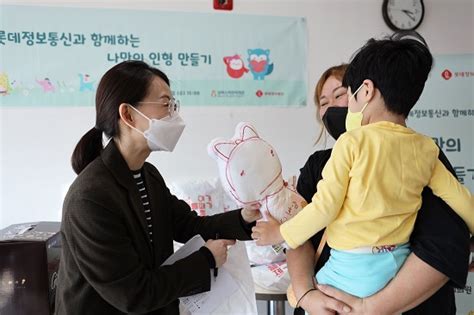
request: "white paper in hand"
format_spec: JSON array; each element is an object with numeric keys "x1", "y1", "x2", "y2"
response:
[
  {"x1": 161, "y1": 235, "x2": 239, "y2": 314},
  {"x1": 181, "y1": 270, "x2": 238, "y2": 314}
]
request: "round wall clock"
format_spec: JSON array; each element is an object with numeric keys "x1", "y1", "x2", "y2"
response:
[{"x1": 382, "y1": 0, "x2": 425, "y2": 31}]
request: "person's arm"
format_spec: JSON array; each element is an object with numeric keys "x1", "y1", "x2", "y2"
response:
[
  {"x1": 65, "y1": 198, "x2": 211, "y2": 313},
  {"x1": 367, "y1": 254, "x2": 448, "y2": 313},
  {"x1": 289, "y1": 149, "x2": 353, "y2": 314},
  {"x1": 168, "y1": 191, "x2": 254, "y2": 242},
  {"x1": 428, "y1": 157, "x2": 474, "y2": 233},
  {"x1": 287, "y1": 241, "x2": 352, "y2": 314},
  {"x1": 149, "y1": 167, "x2": 257, "y2": 243},
  {"x1": 279, "y1": 135, "x2": 354, "y2": 248},
  {"x1": 410, "y1": 149, "x2": 470, "y2": 289},
  {"x1": 292, "y1": 250, "x2": 451, "y2": 314},
  {"x1": 316, "y1": 253, "x2": 448, "y2": 315},
  {"x1": 287, "y1": 241, "x2": 317, "y2": 299}
]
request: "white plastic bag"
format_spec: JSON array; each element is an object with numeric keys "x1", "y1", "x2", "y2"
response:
[
  {"x1": 169, "y1": 178, "x2": 233, "y2": 216},
  {"x1": 251, "y1": 261, "x2": 290, "y2": 293},
  {"x1": 170, "y1": 178, "x2": 257, "y2": 314}
]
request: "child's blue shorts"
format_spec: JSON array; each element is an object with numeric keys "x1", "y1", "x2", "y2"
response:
[{"x1": 316, "y1": 243, "x2": 411, "y2": 298}]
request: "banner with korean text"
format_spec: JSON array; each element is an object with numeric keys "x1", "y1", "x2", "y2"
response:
[
  {"x1": 409, "y1": 54, "x2": 473, "y2": 314},
  {"x1": 410, "y1": 54, "x2": 473, "y2": 193},
  {"x1": 0, "y1": 5, "x2": 307, "y2": 107}
]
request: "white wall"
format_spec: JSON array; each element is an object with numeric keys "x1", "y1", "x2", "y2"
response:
[{"x1": 1, "y1": 0, "x2": 473, "y2": 229}]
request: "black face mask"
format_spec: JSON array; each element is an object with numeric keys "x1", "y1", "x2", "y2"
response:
[{"x1": 322, "y1": 107, "x2": 348, "y2": 140}]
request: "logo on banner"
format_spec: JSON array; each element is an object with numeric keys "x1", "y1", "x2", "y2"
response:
[
  {"x1": 441, "y1": 68, "x2": 473, "y2": 80},
  {"x1": 211, "y1": 89, "x2": 245, "y2": 98},
  {"x1": 254, "y1": 89, "x2": 284, "y2": 98},
  {"x1": 441, "y1": 69, "x2": 453, "y2": 80},
  {"x1": 223, "y1": 48, "x2": 274, "y2": 80}
]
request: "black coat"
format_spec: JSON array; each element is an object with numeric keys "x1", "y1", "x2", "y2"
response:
[{"x1": 55, "y1": 141, "x2": 252, "y2": 315}]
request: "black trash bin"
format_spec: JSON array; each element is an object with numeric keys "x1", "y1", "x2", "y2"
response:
[{"x1": 0, "y1": 222, "x2": 61, "y2": 315}]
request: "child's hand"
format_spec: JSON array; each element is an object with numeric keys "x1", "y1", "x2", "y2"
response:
[{"x1": 251, "y1": 212, "x2": 284, "y2": 246}]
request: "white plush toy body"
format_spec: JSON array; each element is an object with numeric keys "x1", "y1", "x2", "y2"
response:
[{"x1": 208, "y1": 122, "x2": 307, "y2": 233}]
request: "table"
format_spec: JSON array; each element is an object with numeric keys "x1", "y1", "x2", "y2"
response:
[{"x1": 254, "y1": 283, "x2": 287, "y2": 315}]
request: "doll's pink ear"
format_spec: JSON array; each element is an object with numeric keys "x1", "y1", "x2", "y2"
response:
[
  {"x1": 213, "y1": 141, "x2": 236, "y2": 160},
  {"x1": 239, "y1": 123, "x2": 259, "y2": 141}
]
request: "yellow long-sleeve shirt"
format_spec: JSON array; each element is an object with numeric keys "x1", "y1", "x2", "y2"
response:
[{"x1": 281, "y1": 121, "x2": 473, "y2": 250}]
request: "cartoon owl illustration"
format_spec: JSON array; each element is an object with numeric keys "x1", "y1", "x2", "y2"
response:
[{"x1": 247, "y1": 49, "x2": 274, "y2": 80}]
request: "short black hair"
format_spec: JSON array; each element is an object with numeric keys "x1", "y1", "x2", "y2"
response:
[{"x1": 342, "y1": 31, "x2": 433, "y2": 117}]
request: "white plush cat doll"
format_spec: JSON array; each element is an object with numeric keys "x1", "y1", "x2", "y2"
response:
[{"x1": 208, "y1": 122, "x2": 307, "y2": 263}]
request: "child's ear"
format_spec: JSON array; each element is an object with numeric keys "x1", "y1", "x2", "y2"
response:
[{"x1": 363, "y1": 79, "x2": 376, "y2": 102}]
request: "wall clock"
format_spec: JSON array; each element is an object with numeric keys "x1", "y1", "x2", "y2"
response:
[{"x1": 382, "y1": 0, "x2": 425, "y2": 31}]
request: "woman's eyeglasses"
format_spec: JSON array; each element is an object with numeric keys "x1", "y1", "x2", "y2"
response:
[{"x1": 136, "y1": 98, "x2": 180, "y2": 117}]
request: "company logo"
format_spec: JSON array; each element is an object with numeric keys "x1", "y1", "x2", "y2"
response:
[
  {"x1": 441, "y1": 69, "x2": 473, "y2": 80},
  {"x1": 441, "y1": 69, "x2": 452, "y2": 80},
  {"x1": 211, "y1": 90, "x2": 245, "y2": 98},
  {"x1": 255, "y1": 90, "x2": 284, "y2": 98}
]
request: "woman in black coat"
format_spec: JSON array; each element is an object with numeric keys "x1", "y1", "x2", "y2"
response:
[{"x1": 55, "y1": 61, "x2": 260, "y2": 315}]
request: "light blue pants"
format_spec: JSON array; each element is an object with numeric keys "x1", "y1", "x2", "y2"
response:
[{"x1": 316, "y1": 244, "x2": 410, "y2": 298}]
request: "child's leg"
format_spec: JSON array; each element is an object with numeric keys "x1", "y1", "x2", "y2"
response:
[{"x1": 316, "y1": 244, "x2": 410, "y2": 298}]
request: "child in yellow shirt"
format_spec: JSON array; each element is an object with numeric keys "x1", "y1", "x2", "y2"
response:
[{"x1": 252, "y1": 32, "x2": 473, "y2": 298}]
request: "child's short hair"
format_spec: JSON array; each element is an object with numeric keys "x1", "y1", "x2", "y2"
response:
[{"x1": 342, "y1": 31, "x2": 433, "y2": 117}]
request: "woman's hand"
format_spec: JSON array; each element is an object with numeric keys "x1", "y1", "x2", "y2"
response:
[
  {"x1": 299, "y1": 288, "x2": 352, "y2": 315},
  {"x1": 251, "y1": 213, "x2": 284, "y2": 246},
  {"x1": 317, "y1": 284, "x2": 372, "y2": 315},
  {"x1": 204, "y1": 239, "x2": 236, "y2": 267},
  {"x1": 241, "y1": 202, "x2": 262, "y2": 223}
]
